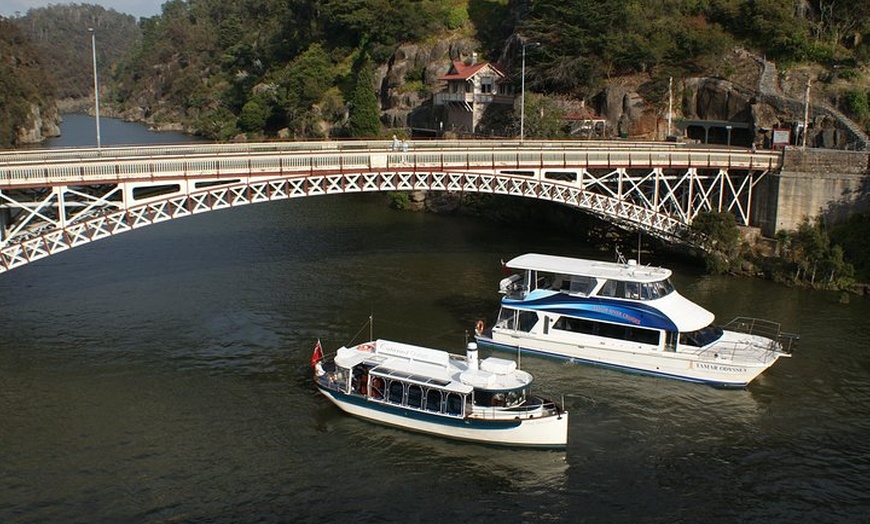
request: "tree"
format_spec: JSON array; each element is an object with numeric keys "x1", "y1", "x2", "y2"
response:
[
  {"x1": 691, "y1": 211, "x2": 740, "y2": 274},
  {"x1": 239, "y1": 97, "x2": 270, "y2": 132},
  {"x1": 347, "y1": 55, "x2": 381, "y2": 137},
  {"x1": 276, "y1": 43, "x2": 335, "y2": 136}
]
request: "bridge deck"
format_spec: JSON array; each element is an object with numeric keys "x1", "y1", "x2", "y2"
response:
[{"x1": 0, "y1": 140, "x2": 782, "y2": 276}]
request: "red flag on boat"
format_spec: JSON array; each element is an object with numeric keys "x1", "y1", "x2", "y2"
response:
[
  {"x1": 501, "y1": 259, "x2": 511, "y2": 276},
  {"x1": 311, "y1": 339, "x2": 323, "y2": 368}
]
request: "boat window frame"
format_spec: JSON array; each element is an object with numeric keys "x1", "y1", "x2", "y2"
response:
[
  {"x1": 446, "y1": 392, "x2": 465, "y2": 416},
  {"x1": 387, "y1": 380, "x2": 405, "y2": 404},
  {"x1": 425, "y1": 388, "x2": 443, "y2": 412},
  {"x1": 553, "y1": 315, "x2": 662, "y2": 346},
  {"x1": 407, "y1": 384, "x2": 424, "y2": 409}
]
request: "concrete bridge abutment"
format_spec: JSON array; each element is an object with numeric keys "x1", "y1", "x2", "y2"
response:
[{"x1": 760, "y1": 148, "x2": 869, "y2": 236}]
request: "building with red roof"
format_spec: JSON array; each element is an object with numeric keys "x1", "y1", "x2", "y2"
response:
[{"x1": 433, "y1": 55, "x2": 515, "y2": 135}]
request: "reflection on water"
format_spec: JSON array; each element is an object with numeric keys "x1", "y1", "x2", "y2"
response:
[{"x1": 313, "y1": 407, "x2": 569, "y2": 491}]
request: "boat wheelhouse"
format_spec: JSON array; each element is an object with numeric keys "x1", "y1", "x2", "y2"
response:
[
  {"x1": 312, "y1": 338, "x2": 568, "y2": 448},
  {"x1": 476, "y1": 253, "x2": 798, "y2": 387}
]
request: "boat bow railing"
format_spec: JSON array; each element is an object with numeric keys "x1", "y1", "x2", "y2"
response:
[{"x1": 723, "y1": 317, "x2": 799, "y2": 354}]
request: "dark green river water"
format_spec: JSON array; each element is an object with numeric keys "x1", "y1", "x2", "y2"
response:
[{"x1": 1, "y1": 116, "x2": 867, "y2": 523}]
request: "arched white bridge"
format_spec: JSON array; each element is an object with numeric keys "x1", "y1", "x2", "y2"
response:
[{"x1": 0, "y1": 139, "x2": 781, "y2": 275}]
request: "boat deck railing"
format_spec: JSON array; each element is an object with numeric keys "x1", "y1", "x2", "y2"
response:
[
  {"x1": 723, "y1": 317, "x2": 799, "y2": 354},
  {"x1": 469, "y1": 396, "x2": 563, "y2": 420}
]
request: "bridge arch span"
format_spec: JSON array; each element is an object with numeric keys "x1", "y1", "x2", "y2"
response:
[{"x1": 0, "y1": 140, "x2": 782, "y2": 275}]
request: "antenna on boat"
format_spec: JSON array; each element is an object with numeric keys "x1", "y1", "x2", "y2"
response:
[
  {"x1": 369, "y1": 313, "x2": 373, "y2": 342},
  {"x1": 615, "y1": 246, "x2": 627, "y2": 265}
]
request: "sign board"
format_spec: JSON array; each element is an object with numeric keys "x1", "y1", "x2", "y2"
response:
[{"x1": 772, "y1": 128, "x2": 791, "y2": 148}]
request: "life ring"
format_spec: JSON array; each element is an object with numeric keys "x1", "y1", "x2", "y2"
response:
[
  {"x1": 357, "y1": 343, "x2": 374, "y2": 352},
  {"x1": 475, "y1": 320, "x2": 485, "y2": 336}
]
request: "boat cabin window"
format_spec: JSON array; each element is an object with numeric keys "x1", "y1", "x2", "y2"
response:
[
  {"x1": 476, "y1": 388, "x2": 528, "y2": 407},
  {"x1": 503, "y1": 388, "x2": 526, "y2": 407},
  {"x1": 567, "y1": 276, "x2": 596, "y2": 295},
  {"x1": 497, "y1": 308, "x2": 538, "y2": 332},
  {"x1": 679, "y1": 325, "x2": 724, "y2": 348},
  {"x1": 407, "y1": 385, "x2": 423, "y2": 409},
  {"x1": 388, "y1": 381, "x2": 404, "y2": 403},
  {"x1": 446, "y1": 393, "x2": 464, "y2": 416},
  {"x1": 333, "y1": 367, "x2": 350, "y2": 392},
  {"x1": 426, "y1": 389, "x2": 442, "y2": 412},
  {"x1": 598, "y1": 278, "x2": 675, "y2": 300},
  {"x1": 554, "y1": 316, "x2": 661, "y2": 345},
  {"x1": 474, "y1": 390, "x2": 503, "y2": 407}
]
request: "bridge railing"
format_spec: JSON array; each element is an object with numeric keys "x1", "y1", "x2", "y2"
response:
[
  {"x1": 0, "y1": 139, "x2": 692, "y2": 164},
  {"x1": 0, "y1": 141, "x2": 782, "y2": 189}
]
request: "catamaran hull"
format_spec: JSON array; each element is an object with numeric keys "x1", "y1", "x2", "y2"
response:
[
  {"x1": 478, "y1": 332, "x2": 781, "y2": 388},
  {"x1": 316, "y1": 386, "x2": 568, "y2": 448}
]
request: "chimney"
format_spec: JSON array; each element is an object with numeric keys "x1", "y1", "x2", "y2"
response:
[
  {"x1": 466, "y1": 341, "x2": 479, "y2": 371},
  {"x1": 471, "y1": 52, "x2": 477, "y2": 65}
]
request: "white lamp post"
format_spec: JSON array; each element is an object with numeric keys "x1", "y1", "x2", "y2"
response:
[
  {"x1": 89, "y1": 27, "x2": 102, "y2": 149},
  {"x1": 520, "y1": 41, "x2": 540, "y2": 143},
  {"x1": 802, "y1": 77, "x2": 812, "y2": 148}
]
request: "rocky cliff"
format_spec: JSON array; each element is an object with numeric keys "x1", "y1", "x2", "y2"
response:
[{"x1": 378, "y1": 43, "x2": 867, "y2": 150}]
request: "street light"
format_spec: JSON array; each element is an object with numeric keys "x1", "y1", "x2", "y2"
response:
[
  {"x1": 802, "y1": 77, "x2": 812, "y2": 148},
  {"x1": 89, "y1": 27, "x2": 102, "y2": 149},
  {"x1": 520, "y1": 41, "x2": 540, "y2": 143}
]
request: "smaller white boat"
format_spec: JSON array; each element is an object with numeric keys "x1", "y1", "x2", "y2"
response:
[{"x1": 311, "y1": 338, "x2": 568, "y2": 448}]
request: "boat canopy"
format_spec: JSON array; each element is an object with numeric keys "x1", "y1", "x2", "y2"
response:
[
  {"x1": 650, "y1": 289, "x2": 715, "y2": 332},
  {"x1": 507, "y1": 253, "x2": 671, "y2": 283}
]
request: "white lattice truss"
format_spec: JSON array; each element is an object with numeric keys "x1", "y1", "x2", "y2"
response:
[{"x1": 0, "y1": 142, "x2": 780, "y2": 275}]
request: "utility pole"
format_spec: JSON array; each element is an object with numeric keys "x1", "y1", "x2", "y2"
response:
[
  {"x1": 520, "y1": 41, "x2": 540, "y2": 143},
  {"x1": 665, "y1": 77, "x2": 674, "y2": 139},
  {"x1": 89, "y1": 28, "x2": 102, "y2": 149}
]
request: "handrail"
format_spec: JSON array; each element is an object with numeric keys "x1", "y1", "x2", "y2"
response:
[{"x1": 0, "y1": 143, "x2": 782, "y2": 189}]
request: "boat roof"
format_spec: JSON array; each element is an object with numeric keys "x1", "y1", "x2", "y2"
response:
[
  {"x1": 335, "y1": 339, "x2": 532, "y2": 394},
  {"x1": 651, "y1": 289, "x2": 715, "y2": 331},
  {"x1": 506, "y1": 253, "x2": 672, "y2": 283}
]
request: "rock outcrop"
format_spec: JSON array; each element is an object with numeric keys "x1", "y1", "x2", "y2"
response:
[{"x1": 16, "y1": 103, "x2": 61, "y2": 145}]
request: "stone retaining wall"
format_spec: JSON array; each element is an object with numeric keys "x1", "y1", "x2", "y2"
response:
[{"x1": 764, "y1": 148, "x2": 870, "y2": 235}]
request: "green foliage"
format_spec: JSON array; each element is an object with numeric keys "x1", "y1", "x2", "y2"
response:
[
  {"x1": 275, "y1": 43, "x2": 336, "y2": 135},
  {"x1": 194, "y1": 106, "x2": 239, "y2": 141},
  {"x1": 444, "y1": 5, "x2": 468, "y2": 30},
  {"x1": 519, "y1": 93, "x2": 569, "y2": 138},
  {"x1": 388, "y1": 191, "x2": 411, "y2": 210},
  {"x1": 12, "y1": 5, "x2": 140, "y2": 99},
  {"x1": 844, "y1": 89, "x2": 869, "y2": 121},
  {"x1": 239, "y1": 97, "x2": 269, "y2": 132},
  {"x1": 775, "y1": 217, "x2": 855, "y2": 288},
  {"x1": 830, "y1": 211, "x2": 870, "y2": 282},
  {"x1": 691, "y1": 211, "x2": 741, "y2": 274},
  {"x1": 518, "y1": 0, "x2": 870, "y2": 96},
  {"x1": 348, "y1": 56, "x2": 381, "y2": 137},
  {"x1": 0, "y1": 18, "x2": 56, "y2": 148}
]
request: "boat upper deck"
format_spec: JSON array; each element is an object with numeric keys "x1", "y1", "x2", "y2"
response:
[
  {"x1": 506, "y1": 253, "x2": 671, "y2": 283},
  {"x1": 334, "y1": 339, "x2": 532, "y2": 393}
]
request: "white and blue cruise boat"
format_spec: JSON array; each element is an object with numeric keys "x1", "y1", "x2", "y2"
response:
[
  {"x1": 475, "y1": 253, "x2": 798, "y2": 388},
  {"x1": 312, "y1": 338, "x2": 568, "y2": 448}
]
